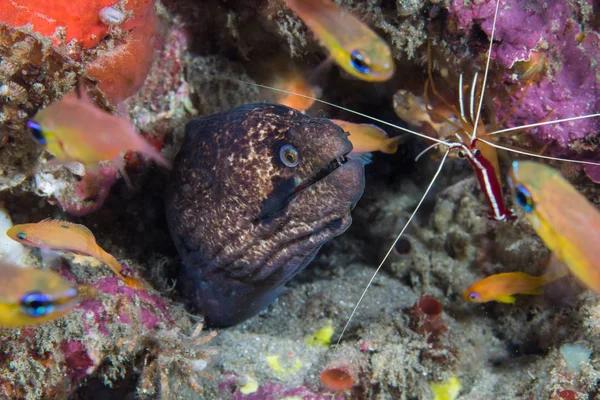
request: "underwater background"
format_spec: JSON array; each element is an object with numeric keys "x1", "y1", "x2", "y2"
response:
[{"x1": 1, "y1": 0, "x2": 600, "y2": 399}]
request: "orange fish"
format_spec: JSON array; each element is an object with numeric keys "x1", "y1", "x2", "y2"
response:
[
  {"x1": 6, "y1": 219, "x2": 142, "y2": 288},
  {"x1": 463, "y1": 271, "x2": 565, "y2": 304},
  {"x1": 283, "y1": 0, "x2": 394, "y2": 82},
  {"x1": 269, "y1": 69, "x2": 321, "y2": 112},
  {"x1": 510, "y1": 161, "x2": 600, "y2": 294},
  {"x1": 0, "y1": 260, "x2": 79, "y2": 328},
  {"x1": 27, "y1": 85, "x2": 170, "y2": 171},
  {"x1": 331, "y1": 119, "x2": 404, "y2": 154}
]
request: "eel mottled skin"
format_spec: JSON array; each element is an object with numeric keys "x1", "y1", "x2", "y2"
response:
[{"x1": 166, "y1": 103, "x2": 365, "y2": 326}]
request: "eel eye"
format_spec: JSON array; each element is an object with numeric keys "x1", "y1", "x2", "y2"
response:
[
  {"x1": 514, "y1": 184, "x2": 535, "y2": 213},
  {"x1": 280, "y1": 144, "x2": 300, "y2": 167},
  {"x1": 469, "y1": 292, "x2": 481, "y2": 301},
  {"x1": 17, "y1": 232, "x2": 27, "y2": 241},
  {"x1": 473, "y1": 148, "x2": 482, "y2": 157},
  {"x1": 27, "y1": 121, "x2": 46, "y2": 145},
  {"x1": 350, "y1": 50, "x2": 370, "y2": 74},
  {"x1": 20, "y1": 291, "x2": 54, "y2": 317},
  {"x1": 457, "y1": 150, "x2": 466, "y2": 159}
]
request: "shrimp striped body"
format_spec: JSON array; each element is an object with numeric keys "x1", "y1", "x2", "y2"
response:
[{"x1": 450, "y1": 140, "x2": 516, "y2": 221}]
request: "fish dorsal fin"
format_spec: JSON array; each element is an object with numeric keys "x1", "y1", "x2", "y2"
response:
[
  {"x1": 38, "y1": 219, "x2": 96, "y2": 241},
  {"x1": 382, "y1": 135, "x2": 406, "y2": 154}
]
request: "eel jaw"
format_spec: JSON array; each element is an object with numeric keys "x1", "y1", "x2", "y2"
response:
[
  {"x1": 256, "y1": 153, "x2": 350, "y2": 222},
  {"x1": 293, "y1": 154, "x2": 349, "y2": 195}
]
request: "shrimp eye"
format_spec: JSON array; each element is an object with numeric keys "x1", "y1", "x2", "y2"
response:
[
  {"x1": 514, "y1": 184, "x2": 535, "y2": 213},
  {"x1": 350, "y1": 50, "x2": 370, "y2": 74},
  {"x1": 27, "y1": 121, "x2": 46, "y2": 145},
  {"x1": 457, "y1": 150, "x2": 466, "y2": 159},
  {"x1": 279, "y1": 144, "x2": 300, "y2": 167},
  {"x1": 20, "y1": 291, "x2": 54, "y2": 317},
  {"x1": 469, "y1": 292, "x2": 481, "y2": 301},
  {"x1": 17, "y1": 232, "x2": 27, "y2": 241},
  {"x1": 473, "y1": 148, "x2": 482, "y2": 157}
]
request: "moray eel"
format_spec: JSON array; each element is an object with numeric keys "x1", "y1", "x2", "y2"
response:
[{"x1": 166, "y1": 103, "x2": 365, "y2": 326}]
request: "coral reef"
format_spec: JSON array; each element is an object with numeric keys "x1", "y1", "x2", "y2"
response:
[{"x1": 1, "y1": 0, "x2": 600, "y2": 399}]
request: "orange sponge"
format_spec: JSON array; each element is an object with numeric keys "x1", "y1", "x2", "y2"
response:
[{"x1": 0, "y1": 0, "x2": 153, "y2": 48}]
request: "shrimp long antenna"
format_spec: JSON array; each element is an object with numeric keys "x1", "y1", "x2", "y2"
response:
[
  {"x1": 469, "y1": 73, "x2": 478, "y2": 123},
  {"x1": 471, "y1": 0, "x2": 501, "y2": 141},
  {"x1": 335, "y1": 149, "x2": 451, "y2": 348},
  {"x1": 235, "y1": 80, "x2": 449, "y2": 145},
  {"x1": 488, "y1": 113, "x2": 600, "y2": 136},
  {"x1": 415, "y1": 142, "x2": 442, "y2": 162},
  {"x1": 458, "y1": 74, "x2": 465, "y2": 120},
  {"x1": 479, "y1": 138, "x2": 600, "y2": 167}
]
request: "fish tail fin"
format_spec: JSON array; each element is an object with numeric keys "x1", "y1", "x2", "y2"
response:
[
  {"x1": 96, "y1": 249, "x2": 124, "y2": 274},
  {"x1": 122, "y1": 276, "x2": 144, "y2": 289},
  {"x1": 97, "y1": 250, "x2": 144, "y2": 288},
  {"x1": 541, "y1": 266, "x2": 569, "y2": 285},
  {"x1": 381, "y1": 135, "x2": 406, "y2": 154},
  {"x1": 136, "y1": 136, "x2": 172, "y2": 169}
]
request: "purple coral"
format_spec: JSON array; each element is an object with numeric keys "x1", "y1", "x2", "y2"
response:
[{"x1": 448, "y1": 0, "x2": 600, "y2": 157}]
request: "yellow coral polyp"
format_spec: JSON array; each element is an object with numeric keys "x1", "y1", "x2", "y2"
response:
[
  {"x1": 305, "y1": 322, "x2": 334, "y2": 347},
  {"x1": 240, "y1": 376, "x2": 259, "y2": 395},
  {"x1": 266, "y1": 354, "x2": 302, "y2": 376},
  {"x1": 431, "y1": 376, "x2": 461, "y2": 400}
]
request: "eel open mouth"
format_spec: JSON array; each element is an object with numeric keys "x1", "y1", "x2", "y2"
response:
[
  {"x1": 293, "y1": 154, "x2": 349, "y2": 194},
  {"x1": 256, "y1": 153, "x2": 350, "y2": 222}
]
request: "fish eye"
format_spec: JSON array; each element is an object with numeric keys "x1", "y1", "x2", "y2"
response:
[
  {"x1": 469, "y1": 292, "x2": 480, "y2": 301},
  {"x1": 27, "y1": 121, "x2": 46, "y2": 145},
  {"x1": 350, "y1": 50, "x2": 370, "y2": 74},
  {"x1": 20, "y1": 291, "x2": 54, "y2": 317},
  {"x1": 514, "y1": 184, "x2": 535, "y2": 213},
  {"x1": 279, "y1": 144, "x2": 300, "y2": 167},
  {"x1": 17, "y1": 232, "x2": 27, "y2": 241}
]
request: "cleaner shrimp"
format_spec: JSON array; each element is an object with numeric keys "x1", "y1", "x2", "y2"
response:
[{"x1": 235, "y1": 0, "x2": 600, "y2": 346}]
